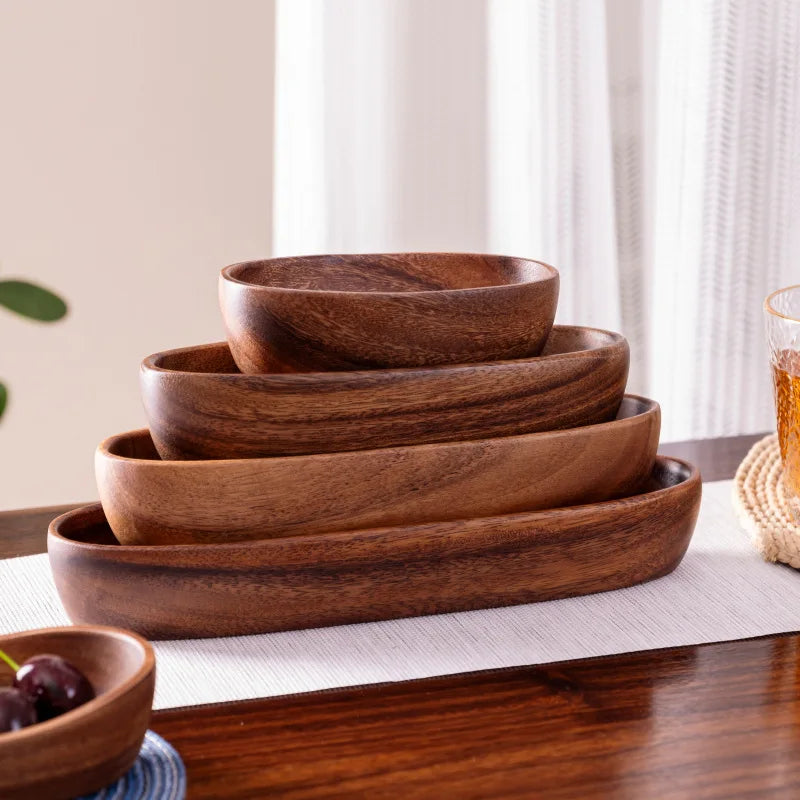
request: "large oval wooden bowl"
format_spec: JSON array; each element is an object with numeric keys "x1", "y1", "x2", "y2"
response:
[
  {"x1": 52, "y1": 457, "x2": 700, "y2": 640},
  {"x1": 95, "y1": 395, "x2": 660, "y2": 545},
  {"x1": 0, "y1": 626, "x2": 154, "y2": 800},
  {"x1": 219, "y1": 253, "x2": 559, "y2": 372},
  {"x1": 141, "y1": 326, "x2": 629, "y2": 460}
]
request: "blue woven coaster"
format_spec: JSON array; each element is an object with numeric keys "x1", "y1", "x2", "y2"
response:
[{"x1": 78, "y1": 730, "x2": 186, "y2": 799}]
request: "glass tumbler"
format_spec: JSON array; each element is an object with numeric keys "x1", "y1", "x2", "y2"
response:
[{"x1": 765, "y1": 285, "x2": 800, "y2": 518}]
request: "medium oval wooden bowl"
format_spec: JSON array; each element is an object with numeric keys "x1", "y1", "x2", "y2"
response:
[
  {"x1": 219, "y1": 253, "x2": 559, "y2": 372},
  {"x1": 0, "y1": 626, "x2": 155, "y2": 800},
  {"x1": 141, "y1": 325, "x2": 629, "y2": 460},
  {"x1": 95, "y1": 395, "x2": 660, "y2": 545},
  {"x1": 52, "y1": 457, "x2": 700, "y2": 640}
]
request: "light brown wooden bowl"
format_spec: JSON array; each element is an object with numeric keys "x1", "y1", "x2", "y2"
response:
[
  {"x1": 140, "y1": 325, "x2": 629, "y2": 460},
  {"x1": 96, "y1": 395, "x2": 660, "y2": 546},
  {"x1": 219, "y1": 253, "x2": 559, "y2": 373},
  {"x1": 0, "y1": 626, "x2": 155, "y2": 800},
  {"x1": 52, "y1": 457, "x2": 701, "y2": 640}
]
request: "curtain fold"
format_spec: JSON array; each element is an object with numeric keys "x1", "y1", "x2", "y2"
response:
[
  {"x1": 273, "y1": 0, "x2": 488, "y2": 256},
  {"x1": 272, "y1": 0, "x2": 800, "y2": 441},
  {"x1": 488, "y1": 0, "x2": 623, "y2": 340},
  {"x1": 651, "y1": 0, "x2": 800, "y2": 439}
]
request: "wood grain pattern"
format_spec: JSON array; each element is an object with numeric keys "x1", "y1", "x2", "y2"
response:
[
  {"x1": 141, "y1": 326, "x2": 629, "y2": 460},
  {"x1": 0, "y1": 434, "x2": 763, "y2": 560},
  {"x1": 151, "y1": 634, "x2": 800, "y2": 799},
  {"x1": 0, "y1": 434, "x2": 783, "y2": 797},
  {"x1": 95, "y1": 395, "x2": 660, "y2": 545},
  {"x1": 0, "y1": 626, "x2": 154, "y2": 800},
  {"x1": 219, "y1": 253, "x2": 559, "y2": 373},
  {"x1": 49, "y1": 456, "x2": 697, "y2": 639},
  {"x1": 0, "y1": 503, "x2": 84, "y2": 559}
]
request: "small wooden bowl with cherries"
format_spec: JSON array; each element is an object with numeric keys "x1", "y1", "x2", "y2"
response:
[{"x1": 0, "y1": 625, "x2": 155, "y2": 800}]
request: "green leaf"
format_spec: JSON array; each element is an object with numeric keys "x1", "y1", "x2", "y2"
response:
[
  {"x1": 0, "y1": 280, "x2": 67, "y2": 322},
  {"x1": 0, "y1": 381, "x2": 6, "y2": 420}
]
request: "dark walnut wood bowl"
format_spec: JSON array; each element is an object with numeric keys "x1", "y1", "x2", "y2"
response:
[
  {"x1": 95, "y1": 395, "x2": 660, "y2": 546},
  {"x1": 51, "y1": 457, "x2": 700, "y2": 640},
  {"x1": 140, "y1": 325, "x2": 629, "y2": 460},
  {"x1": 0, "y1": 626, "x2": 155, "y2": 800},
  {"x1": 218, "y1": 253, "x2": 559, "y2": 373}
]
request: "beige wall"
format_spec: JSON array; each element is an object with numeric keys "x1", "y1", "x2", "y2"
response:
[{"x1": 0, "y1": 1, "x2": 274, "y2": 509}]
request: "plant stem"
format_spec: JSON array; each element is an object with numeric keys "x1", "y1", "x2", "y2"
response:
[{"x1": 0, "y1": 648, "x2": 20, "y2": 672}]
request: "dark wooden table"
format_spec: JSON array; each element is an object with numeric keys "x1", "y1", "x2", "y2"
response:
[{"x1": 4, "y1": 433, "x2": 798, "y2": 799}]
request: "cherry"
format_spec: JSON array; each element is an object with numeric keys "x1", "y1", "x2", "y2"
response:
[
  {"x1": 0, "y1": 687, "x2": 37, "y2": 733},
  {"x1": 13, "y1": 655, "x2": 95, "y2": 721},
  {"x1": 0, "y1": 647, "x2": 96, "y2": 723}
]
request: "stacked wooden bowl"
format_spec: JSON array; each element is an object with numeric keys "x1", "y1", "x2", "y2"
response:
[{"x1": 48, "y1": 253, "x2": 701, "y2": 639}]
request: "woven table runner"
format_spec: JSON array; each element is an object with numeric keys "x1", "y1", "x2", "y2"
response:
[{"x1": 2, "y1": 478, "x2": 799, "y2": 710}]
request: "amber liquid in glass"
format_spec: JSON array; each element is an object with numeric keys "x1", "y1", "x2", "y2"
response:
[{"x1": 773, "y1": 350, "x2": 800, "y2": 497}]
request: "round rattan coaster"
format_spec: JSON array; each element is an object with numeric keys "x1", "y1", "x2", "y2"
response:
[{"x1": 733, "y1": 433, "x2": 800, "y2": 568}]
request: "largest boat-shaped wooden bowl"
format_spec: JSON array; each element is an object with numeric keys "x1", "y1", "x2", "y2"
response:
[
  {"x1": 96, "y1": 395, "x2": 660, "y2": 545},
  {"x1": 51, "y1": 457, "x2": 700, "y2": 640},
  {"x1": 219, "y1": 253, "x2": 559, "y2": 372},
  {"x1": 140, "y1": 325, "x2": 629, "y2": 460},
  {"x1": 0, "y1": 626, "x2": 154, "y2": 800}
]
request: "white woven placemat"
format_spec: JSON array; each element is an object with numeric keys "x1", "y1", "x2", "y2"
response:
[
  {"x1": 2, "y1": 478, "x2": 799, "y2": 710},
  {"x1": 733, "y1": 433, "x2": 800, "y2": 567}
]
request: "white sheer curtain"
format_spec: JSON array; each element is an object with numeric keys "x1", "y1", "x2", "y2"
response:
[
  {"x1": 272, "y1": 0, "x2": 800, "y2": 441},
  {"x1": 650, "y1": 0, "x2": 800, "y2": 439}
]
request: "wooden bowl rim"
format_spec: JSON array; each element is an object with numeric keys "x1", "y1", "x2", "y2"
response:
[
  {"x1": 141, "y1": 325, "x2": 627, "y2": 379},
  {"x1": 52, "y1": 456, "x2": 697, "y2": 555},
  {"x1": 97, "y1": 394, "x2": 658, "y2": 467},
  {"x1": 0, "y1": 625, "x2": 154, "y2": 744},
  {"x1": 219, "y1": 252, "x2": 559, "y2": 298}
]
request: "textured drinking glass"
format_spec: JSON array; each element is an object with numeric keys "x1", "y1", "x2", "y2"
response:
[{"x1": 765, "y1": 286, "x2": 800, "y2": 518}]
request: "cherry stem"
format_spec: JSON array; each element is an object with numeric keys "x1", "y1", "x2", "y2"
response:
[{"x1": 0, "y1": 648, "x2": 20, "y2": 673}]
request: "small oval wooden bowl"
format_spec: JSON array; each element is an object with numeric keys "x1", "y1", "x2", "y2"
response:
[
  {"x1": 0, "y1": 626, "x2": 155, "y2": 800},
  {"x1": 95, "y1": 395, "x2": 660, "y2": 546},
  {"x1": 219, "y1": 253, "x2": 559, "y2": 373},
  {"x1": 140, "y1": 325, "x2": 629, "y2": 460},
  {"x1": 51, "y1": 457, "x2": 700, "y2": 640}
]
